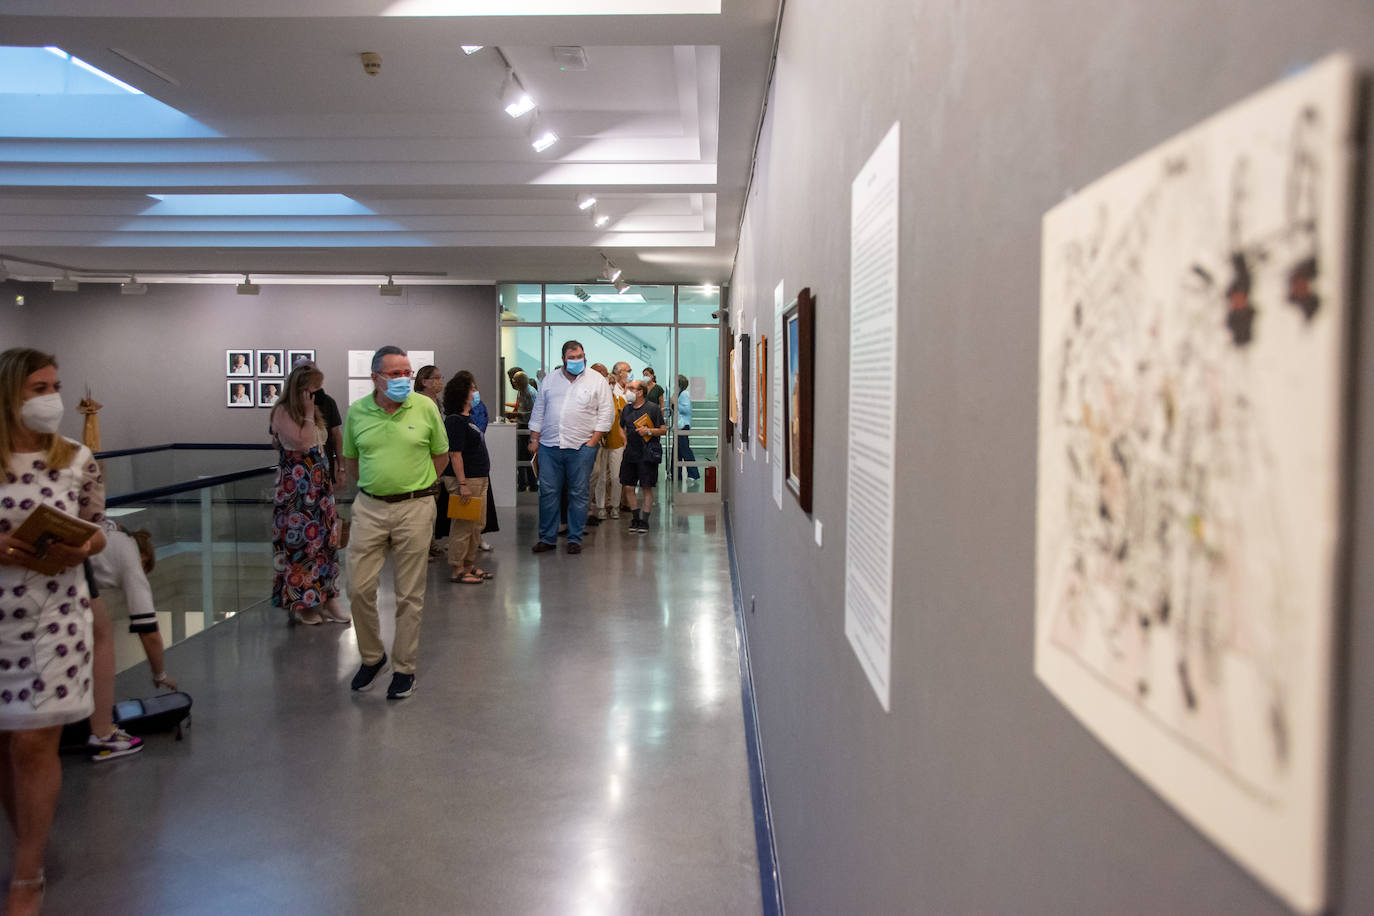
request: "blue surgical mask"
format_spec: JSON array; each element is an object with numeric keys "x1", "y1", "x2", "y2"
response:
[
  {"x1": 565, "y1": 359, "x2": 586, "y2": 376},
  {"x1": 384, "y1": 376, "x2": 412, "y2": 402},
  {"x1": 471, "y1": 390, "x2": 481, "y2": 405}
]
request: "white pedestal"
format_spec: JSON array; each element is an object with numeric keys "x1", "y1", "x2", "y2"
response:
[{"x1": 486, "y1": 422, "x2": 517, "y2": 508}]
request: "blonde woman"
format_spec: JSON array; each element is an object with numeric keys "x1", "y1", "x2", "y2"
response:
[
  {"x1": 269, "y1": 365, "x2": 345, "y2": 625},
  {"x1": 0, "y1": 348, "x2": 107, "y2": 915}
]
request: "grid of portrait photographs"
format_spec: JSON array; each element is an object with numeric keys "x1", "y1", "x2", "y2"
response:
[{"x1": 225, "y1": 349, "x2": 314, "y2": 407}]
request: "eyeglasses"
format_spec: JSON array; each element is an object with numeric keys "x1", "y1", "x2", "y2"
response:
[{"x1": 375, "y1": 369, "x2": 413, "y2": 379}]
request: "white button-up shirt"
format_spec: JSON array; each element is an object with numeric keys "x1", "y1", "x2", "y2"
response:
[{"x1": 529, "y1": 368, "x2": 614, "y2": 449}]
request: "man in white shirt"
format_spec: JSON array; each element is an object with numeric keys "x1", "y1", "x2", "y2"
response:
[{"x1": 528, "y1": 340, "x2": 614, "y2": 554}]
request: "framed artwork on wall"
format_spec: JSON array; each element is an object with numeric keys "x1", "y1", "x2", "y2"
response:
[
  {"x1": 782, "y1": 288, "x2": 815, "y2": 512},
  {"x1": 757, "y1": 335, "x2": 768, "y2": 447},
  {"x1": 726, "y1": 335, "x2": 736, "y2": 444},
  {"x1": 226, "y1": 380, "x2": 253, "y2": 408},
  {"x1": 286, "y1": 349, "x2": 316, "y2": 368},
  {"x1": 1034, "y1": 54, "x2": 1356, "y2": 915},
  {"x1": 226, "y1": 350, "x2": 254, "y2": 377},
  {"x1": 739, "y1": 333, "x2": 751, "y2": 445},
  {"x1": 257, "y1": 349, "x2": 285, "y2": 377},
  {"x1": 256, "y1": 379, "x2": 281, "y2": 407}
]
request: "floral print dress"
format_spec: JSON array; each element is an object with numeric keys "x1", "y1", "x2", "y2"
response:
[
  {"x1": 0, "y1": 442, "x2": 104, "y2": 730},
  {"x1": 271, "y1": 424, "x2": 339, "y2": 613}
]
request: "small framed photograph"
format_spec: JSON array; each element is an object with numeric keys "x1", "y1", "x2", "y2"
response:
[
  {"x1": 257, "y1": 349, "x2": 285, "y2": 377},
  {"x1": 286, "y1": 349, "x2": 315, "y2": 370},
  {"x1": 783, "y1": 288, "x2": 815, "y2": 513},
  {"x1": 257, "y1": 379, "x2": 282, "y2": 407},
  {"x1": 739, "y1": 333, "x2": 751, "y2": 445},
  {"x1": 226, "y1": 350, "x2": 254, "y2": 377},
  {"x1": 226, "y1": 380, "x2": 254, "y2": 408}
]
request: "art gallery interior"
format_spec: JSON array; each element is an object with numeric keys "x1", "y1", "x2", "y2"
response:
[{"x1": 2, "y1": 1, "x2": 1374, "y2": 913}]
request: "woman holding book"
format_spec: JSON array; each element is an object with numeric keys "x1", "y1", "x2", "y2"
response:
[
  {"x1": 0, "y1": 347, "x2": 108, "y2": 915},
  {"x1": 269, "y1": 364, "x2": 345, "y2": 625}
]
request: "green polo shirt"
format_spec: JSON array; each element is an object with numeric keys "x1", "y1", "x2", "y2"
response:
[{"x1": 342, "y1": 392, "x2": 449, "y2": 495}]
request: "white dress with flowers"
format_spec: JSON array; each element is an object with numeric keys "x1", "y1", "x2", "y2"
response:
[{"x1": 0, "y1": 442, "x2": 104, "y2": 730}]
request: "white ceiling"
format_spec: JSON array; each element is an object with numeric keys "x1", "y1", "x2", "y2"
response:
[{"x1": 0, "y1": 1, "x2": 778, "y2": 286}]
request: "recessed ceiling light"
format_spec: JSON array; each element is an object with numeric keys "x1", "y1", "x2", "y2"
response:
[
  {"x1": 577, "y1": 193, "x2": 597, "y2": 211},
  {"x1": 530, "y1": 127, "x2": 558, "y2": 152},
  {"x1": 593, "y1": 214, "x2": 610, "y2": 228}
]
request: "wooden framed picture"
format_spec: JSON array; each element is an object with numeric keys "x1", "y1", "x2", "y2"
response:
[
  {"x1": 757, "y1": 334, "x2": 768, "y2": 447},
  {"x1": 226, "y1": 380, "x2": 254, "y2": 408},
  {"x1": 739, "y1": 333, "x2": 751, "y2": 445},
  {"x1": 782, "y1": 288, "x2": 815, "y2": 512},
  {"x1": 225, "y1": 349, "x2": 253, "y2": 377},
  {"x1": 257, "y1": 379, "x2": 282, "y2": 407},
  {"x1": 726, "y1": 335, "x2": 736, "y2": 444}
]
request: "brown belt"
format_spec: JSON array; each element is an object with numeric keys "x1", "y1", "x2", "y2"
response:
[{"x1": 360, "y1": 485, "x2": 436, "y2": 503}]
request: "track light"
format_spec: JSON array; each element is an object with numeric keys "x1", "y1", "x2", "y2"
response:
[
  {"x1": 593, "y1": 213, "x2": 610, "y2": 228},
  {"x1": 120, "y1": 277, "x2": 147, "y2": 295},
  {"x1": 501, "y1": 75, "x2": 535, "y2": 118},
  {"x1": 529, "y1": 116, "x2": 558, "y2": 152},
  {"x1": 379, "y1": 276, "x2": 403, "y2": 297},
  {"x1": 577, "y1": 193, "x2": 597, "y2": 211},
  {"x1": 573, "y1": 286, "x2": 591, "y2": 302},
  {"x1": 599, "y1": 254, "x2": 621, "y2": 282},
  {"x1": 236, "y1": 274, "x2": 260, "y2": 295},
  {"x1": 614, "y1": 278, "x2": 630, "y2": 294},
  {"x1": 52, "y1": 275, "x2": 79, "y2": 292},
  {"x1": 461, "y1": 45, "x2": 484, "y2": 55}
]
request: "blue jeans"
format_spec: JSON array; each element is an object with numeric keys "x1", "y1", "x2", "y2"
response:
[{"x1": 538, "y1": 444, "x2": 598, "y2": 544}]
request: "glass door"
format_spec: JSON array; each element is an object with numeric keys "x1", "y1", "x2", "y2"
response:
[{"x1": 672, "y1": 326, "x2": 721, "y2": 501}]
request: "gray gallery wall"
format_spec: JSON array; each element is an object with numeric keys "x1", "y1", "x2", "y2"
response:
[
  {"x1": 0, "y1": 282, "x2": 497, "y2": 451},
  {"x1": 725, "y1": 1, "x2": 1374, "y2": 913}
]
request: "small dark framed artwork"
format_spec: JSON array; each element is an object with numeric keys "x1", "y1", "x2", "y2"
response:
[
  {"x1": 757, "y1": 334, "x2": 768, "y2": 448},
  {"x1": 257, "y1": 349, "x2": 285, "y2": 377},
  {"x1": 782, "y1": 287, "x2": 815, "y2": 512},
  {"x1": 226, "y1": 350, "x2": 254, "y2": 377},
  {"x1": 226, "y1": 380, "x2": 254, "y2": 408},
  {"x1": 286, "y1": 349, "x2": 316, "y2": 369},
  {"x1": 739, "y1": 333, "x2": 751, "y2": 445},
  {"x1": 725, "y1": 334, "x2": 736, "y2": 444},
  {"x1": 257, "y1": 379, "x2": 282, "y2": 407}
]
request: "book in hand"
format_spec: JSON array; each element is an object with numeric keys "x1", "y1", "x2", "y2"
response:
[
  {"x1": 633, "y1": 414, "x2": 654, "y2": 439},
  {"x1": 11, "y1": 504, "x2": 101, "y2": 576}
]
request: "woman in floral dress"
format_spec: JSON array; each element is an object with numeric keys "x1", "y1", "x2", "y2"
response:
[
  {"x1": 269, "y1": 365, "x2": 344, "y2": 625},
  {"x1": 0, "y1": 348, "x2": 107, "y2": 915}
]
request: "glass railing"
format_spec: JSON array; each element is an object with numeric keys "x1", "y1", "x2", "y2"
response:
[{"x1": 96, "y1": 444, "x2": 278, "y2": 673}]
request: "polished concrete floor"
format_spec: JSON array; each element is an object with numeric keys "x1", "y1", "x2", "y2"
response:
[{"x1": 26, "y1": 504, "x2": 761, "y2": 915}]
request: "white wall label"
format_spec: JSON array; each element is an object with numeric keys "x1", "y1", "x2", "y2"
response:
[
  {"x1": 844, "y1": 121, "x2": 900, "y2": 712},
  {"x1": 771, "y1": 280, "x2": 785, "y2": 509}
]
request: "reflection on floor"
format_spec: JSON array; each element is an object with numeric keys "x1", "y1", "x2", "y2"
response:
[{"x1": 31, "y1": 504, "x2": 762, "y2": 915}]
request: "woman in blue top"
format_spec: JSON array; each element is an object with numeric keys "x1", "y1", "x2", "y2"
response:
[{"x1": 675, "y1": 374, "x2": 700, "y2": 481}]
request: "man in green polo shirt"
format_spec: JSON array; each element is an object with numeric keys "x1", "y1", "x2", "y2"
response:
[{"x1": 342, "y1": 345, "x2": 449, "y2": 700}]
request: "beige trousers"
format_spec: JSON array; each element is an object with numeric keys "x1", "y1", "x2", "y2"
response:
[
  {"x1": 347, "y1": 491, "x2": 436, "y2": 674},
  {"x1": 444, "y1": 476, "x2": 489, "y2": 571},
  {"x1": 590, "y1": 446, "x2": 624, "y2": 510}
]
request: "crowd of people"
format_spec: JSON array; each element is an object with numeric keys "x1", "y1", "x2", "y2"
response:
[{"x1": 0, "y1": 341, "x2": 680, "y2": 912}]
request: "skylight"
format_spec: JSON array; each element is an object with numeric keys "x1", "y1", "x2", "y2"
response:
[
  {"x1": 384, "y1": 0, "x2": 718, "y2": 14},
  {"x1": 0, "y1": 46, "x2": 143, "y2": 95}
]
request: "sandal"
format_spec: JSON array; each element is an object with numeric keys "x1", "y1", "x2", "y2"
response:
[
  {"x1": 457, "y1": 571, "x2": 484, "y2": 585},
  {"x1": 471, "y1": 569, "x2": 495, "y2": 579}
]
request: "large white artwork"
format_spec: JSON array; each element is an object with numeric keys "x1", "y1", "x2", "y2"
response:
[{"x1": 1035, "y1": 54, "x2": 1356, "y2": 914}]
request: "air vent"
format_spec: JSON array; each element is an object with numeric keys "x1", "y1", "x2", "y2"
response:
[{"x1": 553, "y1": 46, "x2": 588, "y2": 71}]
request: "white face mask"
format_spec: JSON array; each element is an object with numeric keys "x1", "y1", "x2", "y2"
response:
[{"x1": 21, "y1": 393, "x2": 64, "y2": 434}]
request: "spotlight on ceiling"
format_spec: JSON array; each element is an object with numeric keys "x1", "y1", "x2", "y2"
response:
[
  {"x1": 530, "y1": 119, "x2": 559, "y2": 152},
  {"x1": 573, "y1": 285, "x2": 591, "y2": 302},
  {"x1": 236, "y1": 274, "x2": 260, "y2": 295},
  {"x1": 52, "y1": 275, "x2": 79, "y2": 292},
  {"x1": 593, "y1": 213, "x2": 611, "y2": 228},
  {"x1": 614, "y1": 278, "x2": 630, "y2": 294},
  {"x1": 599, "y1": 254, "x2": 621, "y2": 282},
  {"x1": 461, "y1": 45, "x2": 484, "y2": 55},
  {"x1": 501, "y1": 75, "x2": 535, "y2": 118},
  {"x1": 120, "y1": 277, "x2": 147, "y2": 295},
  {"x1": 577, "y1": 193, "x2": 597, "y2": 211},
  {"x1": 379, "y1": 276, "x2": 403, "y2": 297}
]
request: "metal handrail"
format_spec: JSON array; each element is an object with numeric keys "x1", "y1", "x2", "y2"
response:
[{"x1": 95, "y1": 442, "x2": 275, "y2": 460}]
